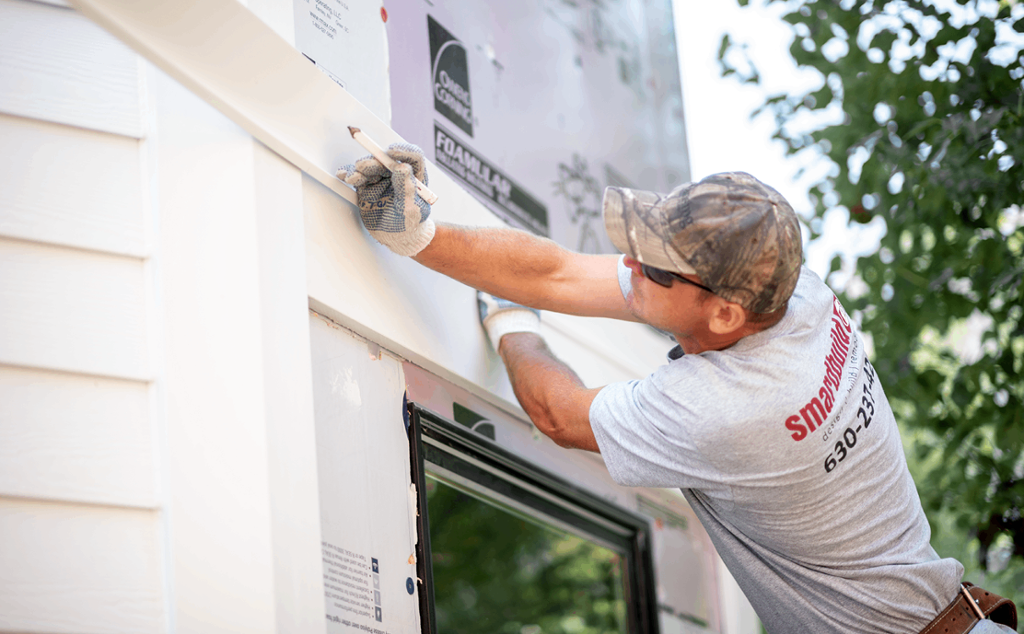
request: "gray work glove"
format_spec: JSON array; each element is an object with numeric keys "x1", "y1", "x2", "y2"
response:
[
  {"x1": 337, "y1": 144, "x2": 436, "y2": 256},
  {"x1": 477, "y1": 291, "x2": 541, "y2": 351}
]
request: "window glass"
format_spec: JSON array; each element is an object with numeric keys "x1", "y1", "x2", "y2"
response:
[{"x1": 426, "y1": 475, "x2": 628, "y2": 634}]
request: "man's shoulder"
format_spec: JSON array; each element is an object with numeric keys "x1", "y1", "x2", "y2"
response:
[
  {"x1": 789, "y1": 266, "x2": 833, "y2": 313},
  {"x1": 757, "y1": 266, "x2": 841, "y2": 343}
]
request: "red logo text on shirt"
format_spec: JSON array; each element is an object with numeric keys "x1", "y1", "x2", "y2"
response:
[{"x1": 784, "y1": 297, "x2": 853, "y2": 441}]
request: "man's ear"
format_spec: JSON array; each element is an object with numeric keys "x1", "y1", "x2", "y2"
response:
[{"x1": 708, "y1": 299, "x2": 747, "y2": 335}]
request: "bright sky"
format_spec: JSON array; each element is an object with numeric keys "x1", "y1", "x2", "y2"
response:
[{"x1": 671, "y1": 0, "x2": 887, "y2": 288}]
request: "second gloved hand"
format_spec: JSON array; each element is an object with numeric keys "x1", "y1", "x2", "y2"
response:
[
  {"x1": 337, "y1": 143, "x2": 435, "y2": 257},
  {"x1": 477, "y1": 291, "x2": 541, "y2": 351}
]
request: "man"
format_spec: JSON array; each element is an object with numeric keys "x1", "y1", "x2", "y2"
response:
[{"x1": 337, "y1": 146, "x2": 1016, "y2": 633}]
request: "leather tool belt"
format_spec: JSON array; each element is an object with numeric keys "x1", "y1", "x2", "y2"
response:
[{"x1": 918, "y1": 582, "x2": 1017, "y2": 634}]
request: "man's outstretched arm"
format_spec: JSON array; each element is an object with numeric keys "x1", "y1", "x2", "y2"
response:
[
  {"x1": 498, "y1": 332, "x2": 602, "y2": 452},
  {"x1": 338, "y1": 145, "x2": 633, "y2": 321},
  {"x1": 414, "y1": 223, "x2": 635, "y2": 321}
]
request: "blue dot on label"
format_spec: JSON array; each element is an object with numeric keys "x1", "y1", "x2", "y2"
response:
[{"x1": 406, "y1": 577, "x2": 415, "y2": 594}]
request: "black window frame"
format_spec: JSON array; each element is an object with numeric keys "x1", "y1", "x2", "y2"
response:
[{"x1": 407, "y1": 401, "x2": 661, "y2": 634}]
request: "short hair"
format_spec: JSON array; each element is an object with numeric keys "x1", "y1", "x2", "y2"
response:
[{"x1": 745, "y1": 303, "x2": 787, "y2": 331}]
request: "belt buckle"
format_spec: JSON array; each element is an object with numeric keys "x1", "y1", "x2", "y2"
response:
[{"x1": 961, "y1": 583, "x2": 987, "y2": 621}]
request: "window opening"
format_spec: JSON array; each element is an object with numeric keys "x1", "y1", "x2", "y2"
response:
[{"x1": 408, "y1": 403, "x2": 659, "y2": 634}]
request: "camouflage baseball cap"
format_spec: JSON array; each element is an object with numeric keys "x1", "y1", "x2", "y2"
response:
[{"x1": 603, "y1": 171, "x2": 803, "y2": 313}]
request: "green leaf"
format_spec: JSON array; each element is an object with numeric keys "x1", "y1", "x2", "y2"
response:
[
  {"x1": 717, "y1": 33, "x2": 731, "y2": 62},
  {"x1": 724, "y1": 0, "x2": 1024, "y2": 584}
]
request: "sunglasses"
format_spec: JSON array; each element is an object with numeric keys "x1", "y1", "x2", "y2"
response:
[{"x1": 641, "y1": 263, "x2": 716, "y2": 294}]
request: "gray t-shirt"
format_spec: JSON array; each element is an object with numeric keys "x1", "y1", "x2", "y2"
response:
[{"x1": 592, "y1": 259, "x2": 963, "y2": 633}]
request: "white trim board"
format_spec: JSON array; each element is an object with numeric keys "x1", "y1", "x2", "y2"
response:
[{"x1": 67, "y1": 0, "x2": 372, "y2": 205}]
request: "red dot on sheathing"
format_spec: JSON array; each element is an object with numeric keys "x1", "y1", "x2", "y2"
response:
[{"x1": 380, "y1": 6, "x2": 388, "y2": 22}]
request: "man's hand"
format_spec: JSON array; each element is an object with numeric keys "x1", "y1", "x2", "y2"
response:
[
  {"x1": 337, "y1": 144, "x2": 435, "y2": 256},
  {"x1": 477, "y1": 291, "x2": 541, "y2": 351}
]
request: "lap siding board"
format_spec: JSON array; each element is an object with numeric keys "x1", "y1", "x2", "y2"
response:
[{"x1": 0, "y1": 1, "x2": 164, "y2": 632}]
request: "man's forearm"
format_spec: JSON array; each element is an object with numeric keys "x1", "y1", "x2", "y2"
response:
[
  {"x1": 498, "y1": 332, "x2": 601, "y2": 452},
  {"x1": 413, "y1": 223, "x2": 564, "y2": 297},
  {"x1": 413, "y1": 223, "x2": 631, "y2": 320}
]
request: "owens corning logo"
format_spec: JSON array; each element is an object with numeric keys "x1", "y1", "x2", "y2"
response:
[{"x1": 428, "y1": 15, "x2": 473, "y2": 137}]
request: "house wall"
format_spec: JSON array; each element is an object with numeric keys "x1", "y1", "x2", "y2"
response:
[
  {"x1": 0, "y1": 0, "x2": 759, "y2": 632},
  {"x1": 0, "y1": 1, "x2": 164, "y2": 632}
]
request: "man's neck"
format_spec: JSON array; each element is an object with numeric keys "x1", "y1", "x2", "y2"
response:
[
  {"x1": 673, "y1": 325, "x2": 759, "y2": 355},
  {"x1": 675, "y1": 305, "x2": 788, "y2": 354}
]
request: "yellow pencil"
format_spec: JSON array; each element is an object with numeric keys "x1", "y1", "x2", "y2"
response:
[{"x1": 347, "y1": 126, "x2": 439, "y2": 205}]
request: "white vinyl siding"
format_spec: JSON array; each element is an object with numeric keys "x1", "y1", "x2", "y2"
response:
[
  {"x1": 0, "y1": 366, "x2": 155, "y2": 508},
  {"x1": 0, "y1": 1, "x2": 164, "y2": 632},
  {"x1": 0, "y1": 114, "x2": 147, "y2": 257},
  {"x1": 0, "y1": 498, "x2": 164, "y2": 634},
  {"x1": 0, "y1": 238, "x2": 149, "y2": 380},
  {"x1": 0, "y1": 0, "x2": 143, "y2": 137}
]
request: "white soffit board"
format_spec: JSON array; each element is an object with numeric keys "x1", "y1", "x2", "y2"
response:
[{"x1": 67, "y1": 0, "x2": 377, "y2": 204}]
